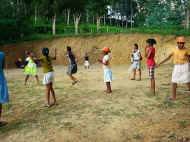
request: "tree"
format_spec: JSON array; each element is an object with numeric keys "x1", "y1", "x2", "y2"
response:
[
  {"x1": 70, "y1": 0, "x2": 86, "y2": 35},
  {"x1": 87, "y1": 0, "x2": 109, "y2": 32}
]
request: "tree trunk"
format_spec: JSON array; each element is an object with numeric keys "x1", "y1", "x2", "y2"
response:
[
  {"x1": 103, "y1": 14, "x2": 106, "y2": 25},
  {"x1": 96, "y1": 16, "x2": 101, "y2": 32},
  {"x1": 126, "y1": 17, "x2": 128, "y2": 28},
  {"x1": 74, "y1": 14, "x2": 81, "y2": 35},
  {"x1": 52, "y1": 14, "x2": 56, "y2": 35},
  {"x1": 186, "y1": 8, "x2": 190, "y2": 30},
  {"x1": 34, "y1": 6, "x2": 37, "y2": 25},
  {"x1": 130, "y1": 0, "x2": 133, "y2": 29},
  {"x1": 67, "y1": 9, "x2": 70, "y2": 25},
  {"x1": 86, "y1": 10, "x2": 89, "y2": 23}
]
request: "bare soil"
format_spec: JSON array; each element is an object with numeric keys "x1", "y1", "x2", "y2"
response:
[{"x1": 0, "y1": 64, "x2": 190, "y2": 142}]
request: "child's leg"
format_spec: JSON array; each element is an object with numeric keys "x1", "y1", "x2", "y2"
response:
[
  {"x1": 35, "y1": 75, "x2": 40, "y2": 84},
  {"x1": 106, "y1": 82, "x2": 112, "y2": 93},
  {"x1": 131, "y1": 69, "x2": 136, "y2": 80},
  {"x1": 187, "y1": 83, "x2": 190, "y2": 91},
  {"x1": 45, "y1": 84, "x2": 51, "y2": 106},
  {"x1": 0, "y1": 104, "x2": 2, "y2": 121},
  {"x1": 24, "y1": 75, "x2": 30, "y2": 85},
  {"x1": 50, "y1": 83, "x2": 57, "y2": 105},
  {"x1": 69, "y1": 75, "x2": 78, "y2": 85},
  {"x1": 151, "y1": 79, "x2": 155, "y2": 95},
  {"x1": 138, "y1": 69, "x2": 141, "y2": 80},
  {"x1": 171, "y1": 83, "x2": 177, "y2": 100}
]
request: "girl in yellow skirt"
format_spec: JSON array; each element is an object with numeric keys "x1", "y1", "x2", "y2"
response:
[
  {"x1": 24, "y1": 51, "x2": 39, "y2": 85},
  {"x1": 158, "y1": 36, "x2": 190, "y2": 100}
]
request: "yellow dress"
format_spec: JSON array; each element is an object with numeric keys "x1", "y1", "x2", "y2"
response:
[{"x1": 24, "y1": 57, "x2": 37, "y2": 76}]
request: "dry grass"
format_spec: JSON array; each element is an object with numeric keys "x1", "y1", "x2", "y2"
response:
[{"x1": 0, "y1": 64, "x2": 190, "y2": 142}]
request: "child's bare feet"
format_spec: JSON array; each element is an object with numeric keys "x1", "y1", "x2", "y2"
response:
[
  {"x1": 72, "y1": 80, "x2": 78, "y2": 85},
  {"x1": 0, "y1": 121, "x2": 8, "y2": 127},
  {"x1": 168, "y1": 96, "x2": 176, "y2": 101}
]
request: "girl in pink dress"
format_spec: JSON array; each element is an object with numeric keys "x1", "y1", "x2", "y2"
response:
[{"x1": 145, "y1": 39, "x2": 157, "y2": 95}]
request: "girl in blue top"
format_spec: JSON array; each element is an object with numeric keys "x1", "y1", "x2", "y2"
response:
[{"x1": 0, "y1": 52, "x2": 9, "y2": 126}]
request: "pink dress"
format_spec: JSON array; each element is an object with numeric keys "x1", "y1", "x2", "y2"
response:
[{"x1": 146, "y1": 47, "x2": 156, "y2": 68}]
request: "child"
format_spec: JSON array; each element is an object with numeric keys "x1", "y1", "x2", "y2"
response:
[
  {"x1": 145, "y1": 39, "x2": 157, "y2": 95},
  {"x1": 0, "y1": 51, "x2": 9, "y2": 126},
  {"x1": 157, "y1": 36, "x2": 190, "y2": 100},
  {"x1": 66, "y1": 46, "x2": 78, "y2": 85},
  {"x1": 38, "y1": 48, "x2": 57, "y2": 107},
  {"x1": 24, "y1": 51, "x2": 39, "y2": 85},
  {"x1": 98, "y1": 47, "x2": 112, "y2": 94},
  {"x1": 131, "y1": 44, "x2": 142, "y2": 81},
  {"x1": 84, "y1": 53, "x2": 90, "y2": 69}
]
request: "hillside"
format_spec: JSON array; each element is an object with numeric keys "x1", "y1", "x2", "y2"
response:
[{"x1": 1, "y1": 33, "x2": 190, "y2": 68}]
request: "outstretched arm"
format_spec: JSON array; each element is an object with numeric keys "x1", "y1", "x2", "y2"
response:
[
  {"x1": 157, "y1": 53, "x2": 173, "y2": 66},
  {"x1": 52, "y1": 48, "x2": 57, "y2": 60}
]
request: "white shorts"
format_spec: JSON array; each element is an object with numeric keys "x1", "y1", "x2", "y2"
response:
[
  {"x1": 132, "y1": 61, "x2": 141, "y2": 70},
  {"x1": 84, "y1": 61, "x2": 90, "y2": 67},
  {"x1": 172, "y1": 63, "x2": 190, "y2": 84},
  {"x1": 43, "y1": 72, "x2": 54, "y2": 85},
  {"x1": 104, "y1": 69, "x2": 112, "y2": 83}
]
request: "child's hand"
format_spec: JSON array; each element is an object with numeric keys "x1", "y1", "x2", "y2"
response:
[
  {"x1": 98, "y1": 59, "x2": 102, "y2": 63},
  {"x1": 155, "y1": 64, "x2": 160, "y2": 68}
]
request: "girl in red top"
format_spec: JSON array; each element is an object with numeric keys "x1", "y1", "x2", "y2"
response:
[{"x1": 145, "y1": 38, "x2": 157, "y2": 95}]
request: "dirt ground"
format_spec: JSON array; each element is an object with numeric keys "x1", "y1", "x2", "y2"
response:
[
  {"x1": 0, "y1": 64, "x2": 190, "y2": 142},
  {"x1": 1, "y1": 33, "x2": 190, "y2": 68}
]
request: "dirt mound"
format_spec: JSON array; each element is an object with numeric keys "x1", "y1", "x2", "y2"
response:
[{"x1": 1, "y1": 33, "x2": 190, "y2": 68}]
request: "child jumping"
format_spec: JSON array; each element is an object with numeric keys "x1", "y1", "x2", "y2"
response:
[
  {"x1": 145, "y1": 39, "x2": 157, "y2": 95},
  {"x1": 131, "y1": 43, "x2": 142, "y2": 81},
  {"x1": 24, "y1": 51, "x2": 39, "y2": 85},
  {"x1": 98, "y1": 47, "x2": 112, "y2": 94},
  {"x1": 0, "y1": 51, "x2": 9, "y2": 127},
  {"x1": 157, "y1": 36, "x2": 190, "y2": 100},
  {"x1": 66, "y1": 46, "x2": 78, "y2": 85},
  {"x1": 38, "y1": 48, "x2": 57, "y2": 107}
]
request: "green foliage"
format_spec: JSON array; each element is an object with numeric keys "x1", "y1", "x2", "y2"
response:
[{"x1": 0, "y1": 0, "x2": 189, "y2": 44}]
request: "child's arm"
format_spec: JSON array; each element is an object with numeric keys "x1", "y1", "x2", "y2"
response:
[
  {"x1": 52, "y1": 48, "x2": 57, "y2": 60},
  {"x1": 157, "y1": 53, "x2": 173, "y2": 67},
  {"x1": 144, "y1": 46, "x2": 149, "y2": 58},
  {"x1": 98, "y1": 58, "x2": 109, "y2": 65}
]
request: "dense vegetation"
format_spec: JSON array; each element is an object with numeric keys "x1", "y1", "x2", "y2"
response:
[{"x1": 0, "y1": 0, "x2": 190, "y2": 44}]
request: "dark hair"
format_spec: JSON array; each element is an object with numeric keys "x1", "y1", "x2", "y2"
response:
[
  {"x1": 146, "y1": 38, "x2": 157, "y2": 46},
  {"x1": 67, "y1": 46, "x2": 71, "y2": 52},
  {"x1": 134, "y1": 43, "x2": 138, "y2": 49},
  {"x1": 42, "y1": 48, "x2": 50, "y2": 61},
  {"x1": 42, "y1": 48, "x2": 49, "y2": 56}
]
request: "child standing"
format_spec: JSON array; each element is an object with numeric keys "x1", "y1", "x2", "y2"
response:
[
  {"x1": 98, "y1": 47, "x2": 112, "y2": 94},
  {"x1": 157, "y1": 36, "x2": 190, "y2": 100},
  {"x1": 84, "y1": 53, "x2": 90, "y2": 69},
  {"x1": 0, "y1": 51, "x2": 9, "y2": 126},
  {"x1": 38, "y1": 48, "x2": 57, "y2": 107},
  {"x1": 24, "y1": 51, "x2": 39, "y2": 85},
  {"x1": 131, "y1": 44, "x2": 142, "y2": 81},
  {"x1": 145, "y1": 39, "x2": 157, "y2": 95},
  {"x1": 66, "y1": 46, "x2": 78, "y2": 85}
]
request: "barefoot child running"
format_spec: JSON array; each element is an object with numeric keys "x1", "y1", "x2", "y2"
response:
[
  {"x1": 66, "y1": 46, "x2": 78, "y2": 85},
  {"x1": 131, "y1": 43, "x2": 142, "y2": 81},
  {"x1": 145, "y1": 39, "x2": 157, "y2": 95},
  {"x1": 38, "y1": 48, "x2": 57, "y2": 107},
  {"x1": 98, "y1": 47, "x2": 112, "y2": 94},
  {"x1": 157, "y1": 36, "x2": 190, "y2": 100},
  {"x1": 24, "y1": 51, "x2": 39, "y2": 85},
  {"x1": 0, "y1": 51, "x2": 9, "y2": 127}
]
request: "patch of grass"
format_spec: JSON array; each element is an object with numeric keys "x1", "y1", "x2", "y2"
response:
[{"x1": 178, "y1": 120, "x2": 190, "y2": 129}]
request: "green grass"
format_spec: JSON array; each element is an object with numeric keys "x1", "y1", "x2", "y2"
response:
[{"x1": 1, "y1": 23, "x2": 190, "y2": 45}]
